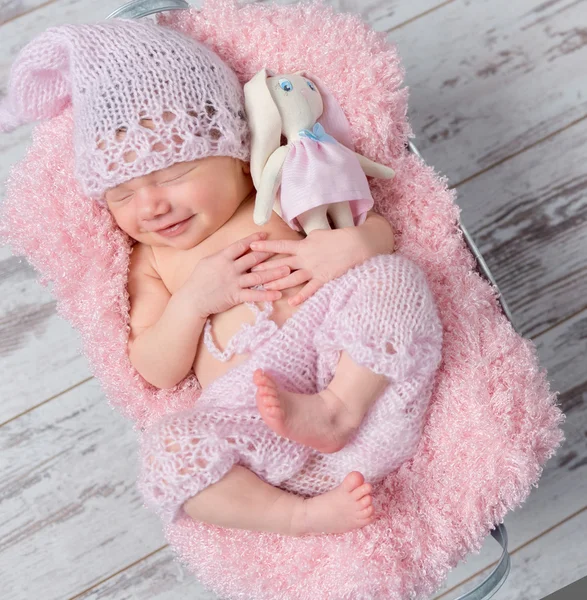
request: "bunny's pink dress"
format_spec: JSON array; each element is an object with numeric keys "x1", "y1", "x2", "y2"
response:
[
  {"x1": 278, "y1": 123, "x2": 374, "y2": 231},
  {"x1": 137, "y1": 253, "x2": 444, "y2": 525}
]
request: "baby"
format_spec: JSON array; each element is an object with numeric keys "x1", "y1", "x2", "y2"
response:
[{"x1": 1, "y1": 20, "x2": 443, "y2": 537}]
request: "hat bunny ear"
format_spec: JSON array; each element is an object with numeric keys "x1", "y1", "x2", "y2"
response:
[
  {"x1": 0, "y1": 27, "x2": 71, "y2": 133},
  {"x1": 244, "y1": 68, "x2": 282, "y2": 189},
  {"x1": 294, "y1": 70, "x2": 355, "y2": 151}
]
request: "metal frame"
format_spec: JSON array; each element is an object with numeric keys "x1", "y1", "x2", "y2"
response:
[
  {"x1": 454, "y1": 523, "x2": 511, "y2": 600},
  {"x1": 104, "y1": 2, "x2": 512, "y2": 598},
  {"x1": 106, "y1": 0, "x2": 190, "y2": 19}
]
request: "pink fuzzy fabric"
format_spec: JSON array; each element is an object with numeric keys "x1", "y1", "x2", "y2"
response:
[{"x1": 0, "y1": 1, "x2": 564, "y2": 599}]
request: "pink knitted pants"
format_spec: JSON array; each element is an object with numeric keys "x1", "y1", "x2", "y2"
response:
[{"x1": 137, "y1": 254, "x2": 443, "y2": 525}]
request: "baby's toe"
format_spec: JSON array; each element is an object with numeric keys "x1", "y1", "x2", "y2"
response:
[
  {"x1": 358, "y1": 505, "x2": 374, "y2": 518},
  {"x1": 341, "y1": 471, "x2": 365, "y2": 493},
  {"x1": 358, "y1": 496, "x2": 372, "y2": 509},
  {"x1": 352, "y1": 482, "x2": 372, "y2": 500},
  {"x1": 257, "y1": 385, "x2": 278, "y2": 400},
  {"x1": 265, "y1": 405, "x2": 283, "y2": 418}
]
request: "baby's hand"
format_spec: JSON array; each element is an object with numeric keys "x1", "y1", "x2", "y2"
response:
[
  {"x1": 185, "y1": 232, "x2": 291, "y2": 318},
  {"x1": 250, "y1": 227, "x2": 364, "y2": 306}
]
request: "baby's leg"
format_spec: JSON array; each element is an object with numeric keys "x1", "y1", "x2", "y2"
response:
[
  {"x1": 327, "y1": 200, "x2": 355, "y2": 228},
  {"x1": 255, "y1": 253, "x2": 442, "y2": 458},
  {"x1": 254, "y1": 351, "x2": 389, "y2": 453},
  {"x1": 183, "y1": 465, "x2": 375, "y2": 536},
  {"x1": 297, "y1": 205, "x2": 330, "y2": 233}
]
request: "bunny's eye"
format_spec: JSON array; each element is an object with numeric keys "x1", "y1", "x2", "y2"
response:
[
  {"x1": 306, "y1": 80, "x2": 316, "y2": 91},
  {"x1": 278, "y1": 78, "x2": 293, "y2": 92}
]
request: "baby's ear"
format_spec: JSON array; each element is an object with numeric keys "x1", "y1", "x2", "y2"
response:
[{"x1": 242, "y1": 161, "x2": 251, "y2": 174}]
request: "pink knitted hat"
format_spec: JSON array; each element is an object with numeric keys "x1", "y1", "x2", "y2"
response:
[{"x1": 0, "y1": 19, "x2": 250, "y2": 200}]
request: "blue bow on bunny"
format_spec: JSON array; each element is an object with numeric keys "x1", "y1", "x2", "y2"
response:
[{"x1": 298, "y1": 122, "x2": 337, "y2": 144}]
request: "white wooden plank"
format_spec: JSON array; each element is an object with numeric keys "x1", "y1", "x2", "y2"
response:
[
  {"x1": 454, "y1": 112, "x2": 587, "y2": 338},
  {"x1": 0, "y1": 0, "x2": 44, "y2": 25},
  {"x1": 393, "y1": 0, "x2": 587, "y2": 184},
  {"x1": 436, "y1": 507, "x2": 587, "y2": 600},
  {"x1": 0, "y1": 245, "x2": 92, "y2": 424},
  {"x1": 534, "y1": 309, "x2": 587, "y2": 399},
  {"x1": 0, "y1": 0, "x2": 125, "y2": 76},
  {"x1": 0, "y1": 378, "x2": 166, "y2": 600},
  {"x1": 76, "y1": 548, "x2": 219, "y2": 599}
]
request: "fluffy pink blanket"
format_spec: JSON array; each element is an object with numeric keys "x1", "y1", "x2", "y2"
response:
[{"x1": 0, "y1": 1, "x2": 564, "y2": 598}]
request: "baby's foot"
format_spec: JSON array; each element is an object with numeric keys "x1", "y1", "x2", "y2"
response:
[
  {"x1": 293, "y1": 471, "x2": 376, "y2": 535},
  {"x1": 253, "y1": 369, "x2": 359, "y2": 453}
]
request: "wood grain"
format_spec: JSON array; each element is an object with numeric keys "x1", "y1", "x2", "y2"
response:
[
  {"x1": 534, "y1": 308, "x2": 587, "y2": 399},
  {"x1": 75, "y1": 548, "x2": 219, "y2": 599},
  {"x1": 0, "y1": 0, "x2": 41, "y2": 25},
  {"x1": 393, "y1": 0, "x2": 587, "y2": 184},
  {"x1": 0, "y1": 247, "x2": 92, "y2": 425},
  {"x1": 0, "y1": 378, "x2": 165, "y2": 600},
  {"x1": 454, "y1": 115, "x2": 587, "y2": 339}
]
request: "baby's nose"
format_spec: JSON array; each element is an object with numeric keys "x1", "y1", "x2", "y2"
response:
[{"x1": 136, "y1": 185, "x2": 170, "y2": 216}]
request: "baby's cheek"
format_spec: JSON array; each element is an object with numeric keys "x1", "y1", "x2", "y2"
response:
[{"x1": 110, "y1": 209, "x2": 137, "y2": 239}]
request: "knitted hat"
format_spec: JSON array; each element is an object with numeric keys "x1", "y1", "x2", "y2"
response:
[{"x1": 0, "y1": 19, "x2": 251, "y2": 200}]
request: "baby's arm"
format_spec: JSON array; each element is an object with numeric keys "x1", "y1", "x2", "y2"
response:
[
  {"x1": 128, "y1": 233, "x2": 288, "y2": 389},
  {"x1": 127, "y1": 243, "x2": 205, "y2": 389}
]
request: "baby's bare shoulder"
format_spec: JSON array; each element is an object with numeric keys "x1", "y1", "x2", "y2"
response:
[{"x1": 129, "y1": 242, "x2": 160, "y2": 279}]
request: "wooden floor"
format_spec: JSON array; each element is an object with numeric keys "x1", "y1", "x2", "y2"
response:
[{"x1": 1, "y1": 0, "x2": 586, "y2": 598}]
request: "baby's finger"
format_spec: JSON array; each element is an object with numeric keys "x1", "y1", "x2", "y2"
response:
[
  {"x1": 288, "y1": 278, "x2": 323, "y2": 306},
  {"x1": 238, "y1": 266, "x2": 291, "y2": 288},
  {"x1": 249, "y1": 238, "x2": 301, "y2": 256},
  {"x1": 224, "y1": 231, "x2": 268, "y2": 260},
  {"x1": 234, "y1": 250, "x2": 276, "y2": 273},
  {"x1": 263, "y1": 269, "x2": 311, "y2": 291},
  {"x1": 239, "y1": 288, "x2": 282, "y2": 303},
  {"x1": 250, "y1": 255, "x2": 299, "y2": 273}
]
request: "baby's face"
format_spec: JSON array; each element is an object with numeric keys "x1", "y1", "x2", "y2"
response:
[{"x1": 104, "y1": 156, "x2": 253, "y2": 250}]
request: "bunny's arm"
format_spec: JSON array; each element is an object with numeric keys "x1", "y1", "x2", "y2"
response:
[
  {"x1": 354, "y1": 151, "x2": 395, "y2": 180},
  {"x1": 254, "y1": 145, "x2": 290, "y2": 226}
]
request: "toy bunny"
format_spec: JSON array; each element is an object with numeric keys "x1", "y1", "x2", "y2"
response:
[{"x1": 243, "y1": 68, "x2": 396, "y2": 233}]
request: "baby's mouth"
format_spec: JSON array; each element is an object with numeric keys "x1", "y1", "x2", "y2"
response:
[
  {"x1": 154, "y1": 215, "x2": 196, "y2": 237},
  {"x1": 157, "y1": 216, "x2": 194, "y2": 233},
  {"x1": 161, "y1": 220, "x2": 186, "y2": 233}
]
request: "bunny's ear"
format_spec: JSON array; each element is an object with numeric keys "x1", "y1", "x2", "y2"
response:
[
  {"x1": 244, "y1": 68, "x2": 282, "y2": 189},
  {"x1": 0, "y1": 27, "x2": 72, "y2": 133},
  {"x1": 295, "y1": 70, "x2": 355, "y2": 151}
]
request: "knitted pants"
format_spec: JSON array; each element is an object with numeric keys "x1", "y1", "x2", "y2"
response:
[{"x1": 137, "y1": 253, "x2": 443, "y2": 525}]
